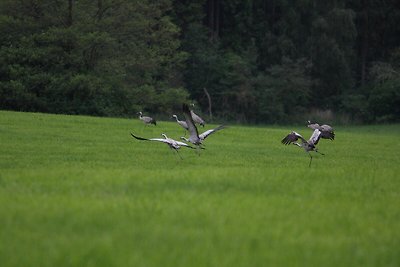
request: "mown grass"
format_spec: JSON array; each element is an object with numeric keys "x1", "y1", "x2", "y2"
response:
[{"x1": 0, "y1": 110, "x2": 399, "y2": 267}]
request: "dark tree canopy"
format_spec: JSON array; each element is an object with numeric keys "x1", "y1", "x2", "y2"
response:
[{"x1": 1, "y1": 0, "x2": 399, "y2": 123}]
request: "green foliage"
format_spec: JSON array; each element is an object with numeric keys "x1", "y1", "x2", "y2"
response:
[
  {"x1": 340, "y1": 93, "x2": 370, "y2": 122},
  {"x1": 308, "y1": 7, "x2": 356, "y2": 107},
  {"x1": 0, "y1": 0, "x2": 188, "y2": 116},
  {"x1": 1, "y1": 111, "x2": 400, "y2": 266},
  {"x1": 1, "y1": 0, "x2": 400, "y2": 123},
  {"x1": 217, "y1": 50, "x2": 257, "y2": 122},
  {"x1": 367, "y1": 61, "x2": 400, "y2": 122},
  {"x1": 256, "y1": 58, "x2": 312, "y2": 123}
]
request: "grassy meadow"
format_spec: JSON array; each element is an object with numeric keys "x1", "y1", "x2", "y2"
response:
[{"x1": 0, "y1": 110, "x2": 399, "y2": 267}]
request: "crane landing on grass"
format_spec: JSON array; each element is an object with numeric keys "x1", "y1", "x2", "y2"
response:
[{"x1": 281, "y1": 129, "x2": 327, "y2": 167}]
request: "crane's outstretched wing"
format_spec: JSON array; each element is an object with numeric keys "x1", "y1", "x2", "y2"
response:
[
  {"x1": 308, "y1": 129, "x2": 322, "y2": 146},
  {"x1": 281, "y1": 131, "x2": 306, "y2": 145},
  {"x1": 199, "y1": 125, "x2": 226, "y2": 140},
  {"x1": 130, "y1": 133, "x2": 168, "y2": 143},
  {"x1": 320, "y1": 124, "x2": 335, "y2": 140}
]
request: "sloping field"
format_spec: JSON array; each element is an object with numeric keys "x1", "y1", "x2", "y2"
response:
[{"x1": 0, "y1": 111, "x2": 399, "y2": 267}]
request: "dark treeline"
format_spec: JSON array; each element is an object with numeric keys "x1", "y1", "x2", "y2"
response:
[{"x1": 1, "y1": 0, "x2": 399, "y2": 123}]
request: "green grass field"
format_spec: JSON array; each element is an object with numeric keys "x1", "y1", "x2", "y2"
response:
[{"x1": 1, "y1": 110, "x2": 399, "y2": 267}]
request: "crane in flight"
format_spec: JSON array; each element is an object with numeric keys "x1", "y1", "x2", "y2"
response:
[
  {"x1": 307, "y1": 120, "x2": 335, "y2": 140},
  {"x1": 181, "y1": 103, "x2": 225, "y2": 149},
  {"x1": 190, "y1": 103, "x2": 206, "y2": 127},
  {"x1": 281, "y1": 129, "x2": 328, "y2": 167},
  {"x1": 131, "y1": 133, "x2": 197, "y2": 159}
]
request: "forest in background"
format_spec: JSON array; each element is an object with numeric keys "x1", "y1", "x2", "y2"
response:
[{"x1": 0, "y1": 0, "x2": 399, "y2": 124}]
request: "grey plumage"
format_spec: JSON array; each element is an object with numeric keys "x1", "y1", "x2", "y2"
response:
[
  {"x1": 281, "y1": 129, "x2": 326, "y2": 167},
  {"x1": 181, "y1": 104, "x2": 225, "y2": 147},
  {"x1": 307, "y1": 120, "x2": 335, "y2": 140},
  {"x1": 182, "y1": 104, "x2": 202, "y2": 146},
  {"x1": 172, "y1": 114, "x2": 188, "y2": 130},
  {"x1": 138, "y1": 112, "x2": 156, "y2": 126},
  {"x1": 198, "y1": 125, "x2": 226, "y2": 140},
  {"x1": 190, "y1": 104, "x2": 206, "y2": 127},
  {"x1": 131, "y1": 133, "x2": 195, "y2": 159}
]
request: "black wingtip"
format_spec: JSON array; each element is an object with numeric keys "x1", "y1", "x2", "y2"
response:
[
  {"x1": 281, "y1": 138, "x2": 291, "y2": 145},
  {"x1": 130, "y1": 133, "x2": 147, "y2": 141}
]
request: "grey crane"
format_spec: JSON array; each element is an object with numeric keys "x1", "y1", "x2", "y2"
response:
[
  {"x1": 190, "y1": 104, "x2": 206, "y2": 127},
  {"x1": 181, "y1": 125, "x2": 226, "y2": 144},
  {"x1": 307, "y1": 120, "x2": 335, "y2": 140},
  {"x1": 172, "y1": 114, "x2": 188, "y2": 131},
  {"x1": 138, "y1": 112, "x2": 156, "y2": 126},
  {"x1": 181, "y1": 103, "x2": 225, "y2": 148},
  {"x1": 131, "y1": 133, "x2": 196, "y2": 159},
  {"x1": 281, "y1": 129, "x2": 326, "y2": 167}
]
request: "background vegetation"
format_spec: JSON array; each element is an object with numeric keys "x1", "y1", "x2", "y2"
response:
[{"x1": 1, "y1": 0, "x2": 399, "y2": 123}]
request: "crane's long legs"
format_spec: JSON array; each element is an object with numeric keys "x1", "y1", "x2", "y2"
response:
[
  {"x1": 293, "y1": 142, "x2": 302, "y2": 147},
  {"x1": 195, "y1": 146, "x2": 201, "y2": 156},
  {"x1": 309, "y1": 151, "x2": 325, "y2": 167},
  {"x1": 169, "y1": 148, "x2": 183, "y2": 160},
  {"x1": 175, "y1": 149, "x2": 183, "y2": 160}
]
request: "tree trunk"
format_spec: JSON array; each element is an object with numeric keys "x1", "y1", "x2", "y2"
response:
[
  {"x1": 203, "y1": 88, "x2": 213, "y2": 120},
  {"x1": 207, "y1": 0, "x2": 220, "y2": 41},
  {"x1": 208, "y1": 0, "x2": 214, "y2": 40},
  {"x1": 215, "y1": 0, "x2": 220, "y2": 38},
  {"x1": 360, "y1": 1, "x2": 369, "y2": 88},
  {"x1": 97, "y1": 0, "x2": 103, "y2": 21},
  {"x1": 67, "y1": 0, "x2": 73, "y2": 27}
]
